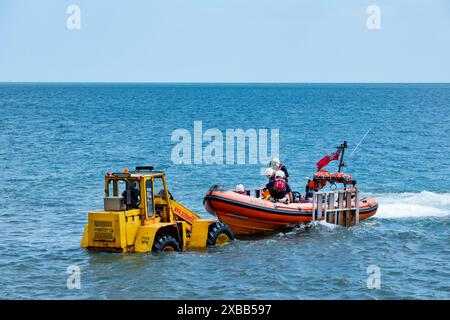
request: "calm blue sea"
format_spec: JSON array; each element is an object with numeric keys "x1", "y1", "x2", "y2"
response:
[{"x1": 0, "y1": 83, "x2": 449, "y2": 299}]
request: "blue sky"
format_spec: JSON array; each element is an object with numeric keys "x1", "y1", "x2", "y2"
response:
[{"x1": 0, "y1": 0, "x2": 449, "y2": 82}]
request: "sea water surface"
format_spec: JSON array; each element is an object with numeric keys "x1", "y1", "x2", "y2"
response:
[{"x1": 0, "y1": 83, "x2": 449, "y2": 299}]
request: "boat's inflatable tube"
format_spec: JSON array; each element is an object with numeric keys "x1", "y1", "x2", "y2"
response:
[{"x1": 204, "y1": 186, "x2": 378, "y2": 235}]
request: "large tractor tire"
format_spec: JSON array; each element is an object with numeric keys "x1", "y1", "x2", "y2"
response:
[
  {"x1": 152, "y1": 234, "x2": 181, "y2": 253},
  {"x1": 207, "y1": 222, "x2": 234, "y2": 247}
]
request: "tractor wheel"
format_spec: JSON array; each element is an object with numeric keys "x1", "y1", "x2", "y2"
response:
[
  {"x1": 152, "y1": 234, "x2": 181, "y2": 253},
  {"x1": 207, "y1": 222, "x2": 234, "y2": 247}
]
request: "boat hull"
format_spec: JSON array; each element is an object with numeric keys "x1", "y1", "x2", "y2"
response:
[{"x1": 204, "y1": 189, "x2": 378, "y2": 235}]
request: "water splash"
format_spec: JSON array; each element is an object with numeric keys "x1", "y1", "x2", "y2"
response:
[
  {"x1": 371, "y1": 191, "x2": 450, "y2": 219},
  {"x1": 310, "y1": 220, "x2": 341, "y2": 230}
]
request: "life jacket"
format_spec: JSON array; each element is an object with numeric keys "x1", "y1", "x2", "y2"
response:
[
  {"x1": 307, "y1": 179, "x2": 326, "y2": 191},
  {"x1": 273, "y1": 179, "x2": 287, "y2": 194}
]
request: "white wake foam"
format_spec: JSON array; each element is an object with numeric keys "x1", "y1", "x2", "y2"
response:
[{"x1": 370, "y1": 191, "x2": 450, "y2": 219}]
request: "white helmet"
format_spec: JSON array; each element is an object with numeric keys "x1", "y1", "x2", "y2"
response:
[
  {"x1": 264, "y1": 167, "x2": 274, "y2": 179},
  {"x1": 271, "y1": 157, "x2": 281, "y2": 169},
  {"x1": 236, "y1": 184, "x2": 245, "y2": 193},
  {"x1": 275, "y1": 170, "x2": 285, "y2": 180}
]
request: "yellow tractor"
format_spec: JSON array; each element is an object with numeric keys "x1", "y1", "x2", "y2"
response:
[{"x1": 80, "y1": 166, "x2": 234, "y2": 252}]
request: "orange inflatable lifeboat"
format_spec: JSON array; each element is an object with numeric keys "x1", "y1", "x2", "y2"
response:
[{"x1": 204, "y1": 184, "x2": 378, "y2": 236}]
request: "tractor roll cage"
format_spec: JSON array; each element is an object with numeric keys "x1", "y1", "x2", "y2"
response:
[{"x1": 104, "y1": 172, "x2": 172, "y2": 221}]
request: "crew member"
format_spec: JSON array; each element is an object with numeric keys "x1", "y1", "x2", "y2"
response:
[
  {"x1": 270, "y1": 157, "x2": 289, "y2": 182},
  {"x1": 266, "y1": 170, "x2": 293, "y2": 203},
  {"x1": 264, "y1": 167, "x2": 275, "y2": 180},
  {"x1": 235, "y1": 184, "x2": 246, "y2": 195}
]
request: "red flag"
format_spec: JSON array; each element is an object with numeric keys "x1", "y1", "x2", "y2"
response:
[{"x1": 316, "y1": 149, "x2": 341, "y2": 171}]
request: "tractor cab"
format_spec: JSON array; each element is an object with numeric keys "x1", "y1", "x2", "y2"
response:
[{"x1": 103, "y1": 166, "x2": 174, "y2": 223}]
